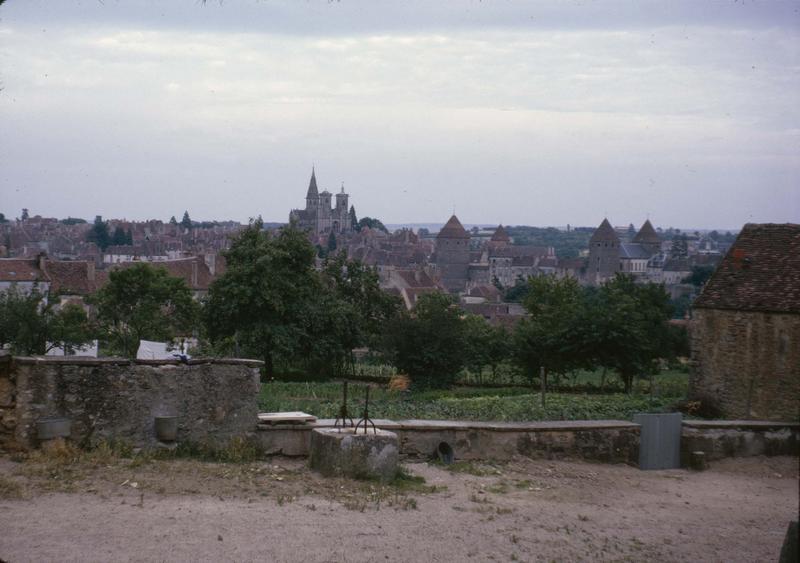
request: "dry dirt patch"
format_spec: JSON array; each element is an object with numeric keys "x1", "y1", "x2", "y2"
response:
[{"x1": 0, "y1": 450, "x2": 796, "y2": 562}]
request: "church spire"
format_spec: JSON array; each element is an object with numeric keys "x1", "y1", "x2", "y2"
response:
[{"x1": 306, "y1": 167, "x2": 319, "y2": 200}]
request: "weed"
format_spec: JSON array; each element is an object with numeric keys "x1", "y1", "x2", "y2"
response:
[{"x1": 0, "y1": 475, "x2": 23, "y2": 499}]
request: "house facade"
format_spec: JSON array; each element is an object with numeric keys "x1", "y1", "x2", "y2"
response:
[{"x1": 689, "y1": 223, "x2": 799, "y2": 421}]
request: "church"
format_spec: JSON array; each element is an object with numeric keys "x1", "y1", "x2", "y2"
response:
[{"x1": 289, "y1": 168, "x2": 355, "y2": 237}]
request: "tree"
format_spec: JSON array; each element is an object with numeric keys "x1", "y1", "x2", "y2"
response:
[
  {"x1": 180, "y1": 211, "x2": 192, "y2": 230},
  {"x1": 21, "y1": 208, "x2": 29, "y2": 221},
  {"x1": 682, "y1": 265, "x2": 715, "y2": 287},
  {"x1": 382, "y1": 292, "x2": 466, "y2": 388},
  {"x1": 594, "y1": 275, "x2": 674, "y2": 392},
  {"x1": 356, "y1": 216, "x2": 388, "y2": 233},
  {"x1": 0, "y1": 286, "x2": 51, "y2": 354},
  {"x1": 204, "y1": 220, "x2": 321, "y2": 377},
  {"x1": 49, "y1": 303, "x2": 95, "y2": 356},
  {"x1": 86, "y1": 216, "x2": 110, "y2": 251},
  {"x1": 670, "y1": 234, "x2": 688, "y2": 259},
  {"x1": 462, "y1": 315, "x2": 510, "y2": 384},
  {"x1": 0, "y1": 213, "x2": 7, "y2": 224},
  {"x1": 169, "y1": 215, "x2": 178, "y2": 226},
  {"x1": 111, "y1": 226, "x2": 128, "y2": 246},
  {"x1": 349, "y1": 205, "x2": 358, "y2": 231},
  {"x1": 512, "y1": 275, "x2": 584, "y2": 390},
  {"x1": 327, "y1": 231, "x2": 337, "y2": 253},
  {"x1": 92, "y1": 263, "x2": 198, "y2": 358}
]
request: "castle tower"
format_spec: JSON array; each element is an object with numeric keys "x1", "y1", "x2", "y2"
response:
[
  {"x1": 588, "y1": 218, "x2": 621, "y2": 285},
  {"x1": 435, "y1": 215, "x2": 471, "y2": 293},
  {"x1": 632, "y1": 219, "x2": 662, "y2": 256}
]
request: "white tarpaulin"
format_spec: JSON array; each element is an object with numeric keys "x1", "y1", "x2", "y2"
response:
[{"x1": 136, "y1": 340, "x2": 171, "y2": 360}]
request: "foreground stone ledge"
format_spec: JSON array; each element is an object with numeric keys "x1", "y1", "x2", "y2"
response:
[
  {"x1": 255, "y1": 418, "x2": 641, "y2": 463},
  {"x1": 309, "y1": 428, "x2": 399, "y2": 482}
]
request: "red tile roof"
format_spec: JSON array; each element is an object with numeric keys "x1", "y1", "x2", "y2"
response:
[
  {"x1": 693, "y1": 223, "x2": 800, "y2": 314},
  {"x1": 0, "y1": 259, "x2": 46, "y2": 282}
]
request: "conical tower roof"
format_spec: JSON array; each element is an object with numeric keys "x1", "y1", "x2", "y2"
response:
[
  {"x1": 589, "y1": 218, "x2": 620, "y2": 243},
  {"x1": 306, "y1": 167, "x2": 319, "y2": 199},
  {"x1": 490, "y1": 224, "x2": 511, "y2": 243},
  {"x1": 632, "y1": 219, "x2": 661, "y2": 244},
  {"x1": 437, "y1": 215, "x2": 470, "y2": 239}
]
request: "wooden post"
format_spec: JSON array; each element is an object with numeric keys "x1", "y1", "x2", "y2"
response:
[{"x1": 540, "y1": 366, "x2": 546, "y2": 409}]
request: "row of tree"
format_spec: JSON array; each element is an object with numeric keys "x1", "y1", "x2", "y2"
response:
[{"x1": 1, "y1": 221, "x2": 684, "y2": 392}]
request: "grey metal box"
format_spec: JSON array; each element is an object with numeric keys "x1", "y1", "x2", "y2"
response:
[{"x1": 634, "y1": 412, "x2": 682, "y2": 470}]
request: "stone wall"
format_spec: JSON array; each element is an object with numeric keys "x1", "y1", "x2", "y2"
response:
[
  {"x1": 681, "y1": 420, "x2": 799, "y2": 463},
  {"x1": 689, "y1": 308, "x2": 800, "y2": 421},
  {"x1": 0, "y1": 356, "x2": 262, "y2": 451},
  {"x1": 255, "y1": 419, "x2": 641, "y2": 464}
]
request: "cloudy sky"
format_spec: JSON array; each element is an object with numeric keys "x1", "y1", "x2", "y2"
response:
[{"x1": 1, "y1": 1, "x2": 798, "y2": 229}]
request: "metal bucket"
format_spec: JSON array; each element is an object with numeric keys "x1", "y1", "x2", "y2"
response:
[
  {"x1": 36, "y1": 417, "x2": 71, "y2": 441},
  {"x1": 154, "y1": 416, "x2": 179, "y2": 442}
]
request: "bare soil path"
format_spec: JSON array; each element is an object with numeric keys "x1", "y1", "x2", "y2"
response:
[{"x1": 0, "y1": 453, "x2": 796, "y2": 562}]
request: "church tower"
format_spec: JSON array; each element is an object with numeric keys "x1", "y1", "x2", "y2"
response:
[
  {"x1": 305, "y1": 167, "x2": 319, "y2": 213},
  {"x1": 435, "y1": 214, "x2": 471, "y2": 293},
  {"x1": 588, "y1": 218, "x2": 620, "y2": 285}
]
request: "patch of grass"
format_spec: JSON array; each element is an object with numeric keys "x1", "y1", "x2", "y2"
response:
[
  {"x1": 0, "y1": 475, "x2": 24, "y2": 499},
  {"x1": 445, "y1": 460, "x2": 502, "y2": 476}
]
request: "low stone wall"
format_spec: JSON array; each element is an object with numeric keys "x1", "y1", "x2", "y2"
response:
[
  {"x1": 681, "y1": 420, "x2": 799, "y2": 463},
  {"x1": 0, "y1": 356, "x2": 262, "y2": 451},
  {"x1": 255, "y1": 419, "x2": 641, "y2": 464}
]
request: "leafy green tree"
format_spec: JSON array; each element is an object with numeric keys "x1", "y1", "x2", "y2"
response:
[
  {"x1": 512, "y1": 275, "x2": 585, "y2": 388},
  {"x1": 503, "y1": 276, "x2": 529, "y2": 302},
  {"x1": 462, "y1": 315, "x2": 510, "y2": 384},
  {"x1": 169, "y1": 215, "x2": 178, "y2": 226},
  {"x1": 92, "y1": 263, "x2": 198, "y2": 357},
  {"x1": 204, "y1": 220, "x2": 320, "y2": 377},
  {"x1": 595, "y1": 275, "x2": 674, "y2": 392},
  {"x1": 0, "y1": 286, "x2": 51, "y2": 354},
  {"x1": 327, "y1": 231, "x2": 337, "y2": 253},
  {"x1": 670, "y1": 234, "x2": 688, "y2": 259},
  {"x1": 60, "y1": 217, "x2": 86, "y2": 225},
  {"x1": 180, "y1": 211, "x2": 192, "y2": 230},
  {"x1": 49, "y1": 303, "x2": 95, "y2": 355},
  {"x1": 111, "y1": 226, "x2": 128, "y2": 246},
  {"x1": 87, "y1": 216, "x2": 110, "y2": 250},
  {"x1": 356, "y1": 216, "x2": 388, "y2": 233},
  {"x1": 349, "y1": 205, "x2": 358, "y2": 231},
  {"x1": 682, "y1": 265, "x2": 715, "y2": 287},
  {"x1": 382, "y1": 292, "x2": 466, "y2": 388},
  {"x1": 0, "y1": 213, "x2": 8, "y2": 223}
]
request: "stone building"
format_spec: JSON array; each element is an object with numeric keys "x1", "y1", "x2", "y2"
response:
[
  {"x1": 289, "y1": 168, "x2": 354, "y2": 237},
  {"x1": 433, "y1": 215, "x2": 471, "y2": 293},
  {"x1": 689, "y1": 223, "x2": 799, "y2": 421},
  {"x1": 586, "y1": 218, "x2": 663, "y2": 285},
  {"x1": 587, "y1": 218, "x2": 621, "y2": 285}
]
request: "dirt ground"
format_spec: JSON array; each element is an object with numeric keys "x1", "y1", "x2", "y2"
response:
[{"x1": 0, "y1": 449, "x2": 796, "y2": 563}]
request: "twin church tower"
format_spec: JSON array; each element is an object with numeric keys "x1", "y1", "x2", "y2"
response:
[{"x1": 289, "y1": 168, "x2": 355, "y2": 237}]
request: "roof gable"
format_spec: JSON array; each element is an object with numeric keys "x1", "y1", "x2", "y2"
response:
[
  {"x1": 437, "y1": 215, "x2": 470, "y2": 239},
  {"x1": 590, "y1": 218, "x2": 620, "y2": 243},
  {"x1": 693, "y1": 223, "x2": 800, "y2": 314}
]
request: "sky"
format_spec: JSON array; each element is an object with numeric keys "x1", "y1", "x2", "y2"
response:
[{"x1": 1, "y1": 0, "x2": 798, "y2": 229}]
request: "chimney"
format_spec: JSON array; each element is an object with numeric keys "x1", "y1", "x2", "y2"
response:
[
  {"x1": 86, "y1": 261, "x2": 95, "y2": 282},
  {"x1": 191, "y1": 260, "x2": 198, "y2": 288},
  {"x1": 37, "y1": 252, "x2": 47, "y2": 275}
]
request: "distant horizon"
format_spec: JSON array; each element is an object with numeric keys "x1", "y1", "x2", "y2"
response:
[{"x1": 5, "y1": 210, "x2": 745, "y2": 235}]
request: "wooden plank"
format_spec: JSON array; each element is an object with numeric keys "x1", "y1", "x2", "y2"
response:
[{"x1": 258, "y1": 412, "x2": 317, "y2": 424}]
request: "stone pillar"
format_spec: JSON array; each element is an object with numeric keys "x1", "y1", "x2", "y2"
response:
[{"x1": 309, "y1": 428, "x2": 399, "y2": 482}]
